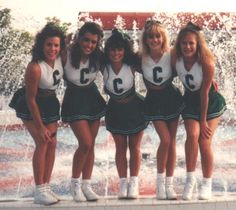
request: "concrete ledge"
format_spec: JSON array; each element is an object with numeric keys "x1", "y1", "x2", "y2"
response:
[{"x1": 1, "y1": 195, "x2": 236, "y2": 210}]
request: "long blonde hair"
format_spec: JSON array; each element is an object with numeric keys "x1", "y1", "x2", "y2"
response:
[
  {"x1": 172, "y1": 22, "x2": 215, "y2": 67},
  {"x1": 141, "y1": 20, "x2": 170, "y2": 56}
]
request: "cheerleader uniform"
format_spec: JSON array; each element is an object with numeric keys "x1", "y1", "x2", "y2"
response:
[
  {"x1": 175, "y1": 58, "x2": 226, "y2": 120},
  {"x1": 103, "y1": 64, "x2": 148, "y2": 135},
  {"x1": 9, "y1": 57, "x2": 63, "y2": 124},
  {"x1": 142, "y1": 52, "x2": 184, "y2": 121},
  {"x1": 61, "y1": 54, "x2": 106, "y2": 122}
]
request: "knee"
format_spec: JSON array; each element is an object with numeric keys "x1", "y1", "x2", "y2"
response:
[
  {"x1": 79, "y1": 140, "x2": 93, "y2": 153},
  {"x1": 186, "y1": 131, "x2": 199, "y2": 143},
  {"x1": 160, "y1": 136, "x2": 171, "y2": 148},
  {"x1": 42, "y1": 138, "x2": 57, "y2": 151},
  {"x1": 35, "y1": 138, "x2": 57, "y2": 153},
  {"x1": 47, "y1": 138, "x2": 57, "y2": 150}
]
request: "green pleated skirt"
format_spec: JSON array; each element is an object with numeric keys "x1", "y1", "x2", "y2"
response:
[
  {"x1": 105, "y1": 93, "x2": 148, "y2": 135},
  {"x1": 144, "y1": 84, "x2": 184, "y2": 121},
  {"x1": 9, "y1": 87, "x2": 60, "y2": 124},
  {"x1": 182, "y1": 88, "x2": 226, "y2": 120},
  {"x1": 61, "y1": 83, "x2": 106, "y2": 122}
]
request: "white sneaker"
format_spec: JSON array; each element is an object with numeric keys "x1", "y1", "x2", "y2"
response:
[
  {"x1": 182, "y1": 177, "x2": 197, "y2": 200},
  {"x1": 156, "y1": 177, "x2": 166, "y2": 200},
  {"x1": 81, "y1": 180, "x2": 99, "y2": 201},
  {"x1": 166, "y1": 184, "x2": 177, "y2": 200},
  {"x1": 127, "y1": 176, "x2": 139, "y2": 199},
  {"x1": 118, "y1": 178, "x2": 128, "y2": 199},
  {"x1": 34, "y1": 185, "x2": 58, "y2": 205},
  {"x1": 199, "y1": 180, "x2": 212, "y2": 200},
  {"x1": 71, "y1": 179, "x2": 86, "y2": 202},
  {"x1": 45, "y1": 184, "x2": 60, "y2": 201}
]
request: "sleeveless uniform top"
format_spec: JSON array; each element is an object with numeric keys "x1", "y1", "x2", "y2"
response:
[
  {"x1": 142, "y1": 52, "x2": 172, "y2": 87},
  {"x1": 104, "y1": 64, "x2": 148, "y2": 135},
  {"x1": 103, "y1": 64, "x2": 135, "y2": 100},
  {"x1": 176, "y1": 58, "x2": 226, "y2": 120},
  {"x1": 64, "y1": 53, "x2": 98, "y2": 87},
  {"x1": 38, "y1": 56, "x2": 63, "y2": 90},
  {"x1": 175, "y1": 58, "x2": 203, "y2": 92},
  {"x1": 9, "y1": 57, "x2": 63, "y2": 123}
]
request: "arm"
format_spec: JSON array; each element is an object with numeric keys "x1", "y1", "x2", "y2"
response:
[
  {"x1": 25, "y1": 63, "x2": 52, "y2": 142},
  {"x1": 132, "y1": 52, "x2": 142, "y2": 74},
  {"x1": 170, "y1": 48, "x2": 177, "y2": 77},
  {"x1": 61, "y1": 33, "x2": 72, "y2": 67},
  {"x1": 61, "y1": 33, "x2": 73, "y2": 67},
  {"x1": 61, "y1": 49, "x2": 67, "y2": 67},
  {"x1": 99, "y1": 51, "x2": 106, "y2": 74},
  {"x1": 200, "y1": 61, "x2": 215, "y2": 139},
  {"x1": 212, "y1": 79, "x2": 219, "y2": 92}
]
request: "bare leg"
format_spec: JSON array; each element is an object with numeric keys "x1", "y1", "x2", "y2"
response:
[
  {"x1": 113, "y1": 134, "x2": 128, "y2": 178},
  {"x1": 166, "y1": 118, "x2": 179, "y2": 177},
  {"x1": 43, "y1": 123, "x2": 58, "y2": 183},
  {"x1": 82, "y1": 120, "x2": 100, "y2": 179},
  {"x1": 153, "y1": 121, "x2": 171, "y2": 173},
  {"x1": 23, "y1": 120, "x2": 58, "y2": 185},
  {"x1": 184, "y1": 119, "x2": 200, "y2": 172},
  {"x1": 128, "y1": 131, "x2": 143, "y2": 176},
  {"x1": 70, "y1": 120, "x2": 94, "y2": 179},
  {"x1": 199, "y1": 118, "x2": 220, "y2": 178}
]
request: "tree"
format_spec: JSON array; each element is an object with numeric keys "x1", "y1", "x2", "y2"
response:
[
  {"x1": 45, "y1": 16, "x2": 71, "y2": 34},
  {"x1": 0, "y1": 9, "x2": 73, "y2": 96}
]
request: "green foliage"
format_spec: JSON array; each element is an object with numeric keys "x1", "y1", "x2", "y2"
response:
[
  {"x1": 0, "y1": 8, "x2": 11, "y2": 28},
  {"x1": 45, "y1": 16, "x2": 71, "y2": 34},
  {"x1": 0, "y1": 9, "x2": 72, "y2": 96}
]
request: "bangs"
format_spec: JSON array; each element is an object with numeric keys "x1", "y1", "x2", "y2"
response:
[
  {"x1": 108, "y1": 40, "x2": 126, "y2": 49},
  {"x1": 147, "y1": 25, "x2": 162, "y2": 36}
]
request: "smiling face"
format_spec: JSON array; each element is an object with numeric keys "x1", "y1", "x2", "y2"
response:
[
  {"x1": 108, "y1": 47, "x2": 125, "y2": 65},
  {"x1": 145, "y1": 32, "x2": 163, "y2": 52},
  {"x1": 78, "y1": 32, "x2": 98, "y2": 57},
  {"x1": 142, "y1": 23, "x2": 169, "y2": 55},
  {"x1": 180, "y1": 32, "x2": 198, "y2": 60},
  {"x1": 43, "y1": 36, "x2": 61, "y2": 65}
]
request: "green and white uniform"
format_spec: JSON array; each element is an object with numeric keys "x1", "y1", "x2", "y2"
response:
[
  {"x1": 176, "y1": 58, "x2": 226, "y2": 120},
  {"x1": 61, "y1": 53, "x2": 106, "y2": 122},
  {"x1": 9, "y1": 57, "x2": 63, "y2": 124},
  {"x1": 103, "y1": 64, "x2": 147, "y2": 135},
  {"x1": 142, "y1": 52, "x2": 184, "y2": 121}
]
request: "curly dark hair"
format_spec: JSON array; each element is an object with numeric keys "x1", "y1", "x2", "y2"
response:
[
  {"x1": 31, "y1": 22, "x2": 66, "y2": 62},
  {"x1": 70, "y1": 22, "x2": 104, "y2": 71},
  {"x1": 104, "y1": 29, "x2": 139, "y2": 67}
]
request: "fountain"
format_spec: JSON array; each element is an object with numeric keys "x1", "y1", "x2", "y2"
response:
[{"x1": 0, "y1": 9, "x2": 236, "y2": 210}]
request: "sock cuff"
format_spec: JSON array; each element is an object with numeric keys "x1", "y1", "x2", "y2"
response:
[
  {"x1": 157, "y1": 172, "x2": 165, "y2": 178},
  {"x1": 166, "y1": 176, "x2": 174, "y2": 182},
  {"x1": 82, "y1": 179, "x2": 91, "y2": 184},
  {"x1": 203, "y1": 177, "x2": 212, "y2": 183},
  {"x1": 71, "y1": 177, "x2": 80, "y2": 182},
  {"x1": 130, "y1": 176, "x2": 138, "y2": 180},
  {"x1": 186, "y1": 171, "x2": 195, "y2": 178}
]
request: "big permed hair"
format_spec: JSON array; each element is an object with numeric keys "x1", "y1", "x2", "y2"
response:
[{"x1": 31, "y1": 22, "x2": 66, "y2": 62}]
